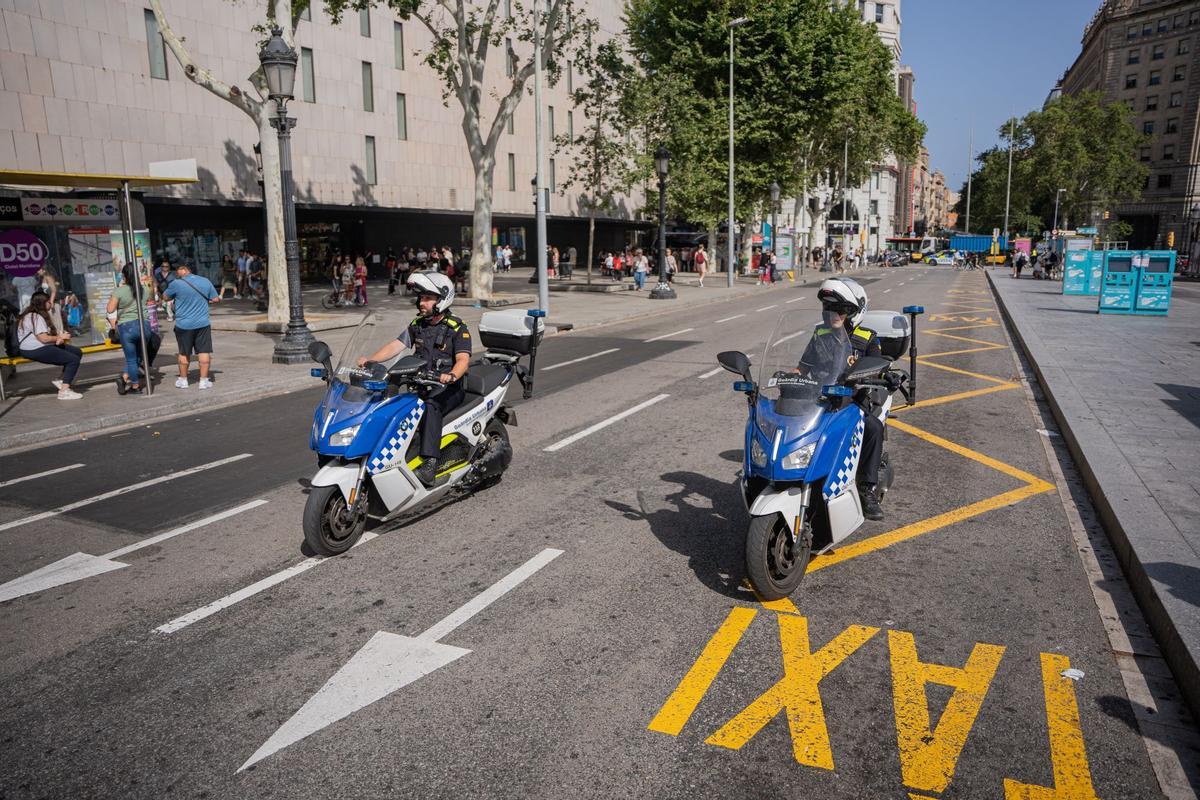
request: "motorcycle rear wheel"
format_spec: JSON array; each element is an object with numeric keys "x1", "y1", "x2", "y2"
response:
[
  {"x1": 303, "y1": 484, "x2": 367, "y2": 556},
  {"x1": 745, "y1": 513, "x2": 811, "y2": 601}
]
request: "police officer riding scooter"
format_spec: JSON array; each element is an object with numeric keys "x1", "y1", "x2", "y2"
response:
[{"x1": 357, "y1": 271, "x2": 472, "y2": 486}]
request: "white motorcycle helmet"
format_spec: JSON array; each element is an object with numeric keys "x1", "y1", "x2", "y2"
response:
[
  {"x1": 817, "y1": 277, "x2": 867, "y2": 326},
  {"x1": 406, "y1": 270, "x2": 455, "y2": 315}
]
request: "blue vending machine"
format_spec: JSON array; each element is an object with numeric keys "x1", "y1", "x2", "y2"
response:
[
  {"x1": 1098, "y1": 252, "x2": 1137, "y2": 313},
  {"x1": 1133, "y1": 250, "x2": 1176, "y2": 315},
  {"x1": 1063, "y1": 250, "x2": 1095, "y2": 295}
]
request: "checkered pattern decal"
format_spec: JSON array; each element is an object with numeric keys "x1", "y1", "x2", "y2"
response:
[
  {"x1": 368, "y1": 401, "x2": 425, "y2": 474},
  {"x1": 823, "y1": 412, "x2": 865, "y2": 500}
]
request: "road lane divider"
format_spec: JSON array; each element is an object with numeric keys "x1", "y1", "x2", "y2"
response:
[
  {"x1": 785, "y1": 296, "x2": 807, "y2": 304},
  {"x1": 0, "y1": 499, "x2": 269, "y2": 603},
  {"x1": 544, "y1": 394, "x2": 670, "y2": 452},
  {"x1": 0, "y1": 453, "x2": 254, "y2": 533},
  {"x1": 645, "y1": 328, "x2": 695, "y2": 343},
  {"x1": 542, "y1": 348, "x2": 620, "y2": 371},
  {"x1": 0, "y1": 463, "x2": 85, "y2": 489},
  {"x1": 715, "y1": 314, "x2": 745, "y2": 324},
  {"x1": 154, "y1": 531, "x2": 380, "y2": 635},
  {"x1": 239, "y1": 547, "x2": 564, "y2": 771},
  {"x1": 755, "y1": 305, "x2": 778, "y2": 312}
]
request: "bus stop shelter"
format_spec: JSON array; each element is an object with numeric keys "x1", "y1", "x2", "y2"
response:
[{"x1": 0, "y1": 169, "x2": 197, "y2": 396}]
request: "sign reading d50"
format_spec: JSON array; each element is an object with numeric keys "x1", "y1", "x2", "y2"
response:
[{"x1": 0, "y1": 229, "x2": 49, "y2": 277}]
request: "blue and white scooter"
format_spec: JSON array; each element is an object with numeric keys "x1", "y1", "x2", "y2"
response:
[
  {"x1": 717, "y1": 306, "x2": 922, "y2": 599},
  {"x1": 302, "y1": 308, "x2": 543, "y2": 556}
]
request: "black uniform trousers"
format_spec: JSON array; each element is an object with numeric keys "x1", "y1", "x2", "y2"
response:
[
  {"x1": 857, "y1": 411, "x2": 883, "y2": 486},
  {"x1": 419, "y1": 382, "x2": 465, "y2": 459}
]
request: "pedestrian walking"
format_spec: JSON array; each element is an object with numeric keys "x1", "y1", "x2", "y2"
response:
[
  {"x1": 694, "y1": 243, "x2": 708, "y2": 287},
  {"x1": 164, "y1": 263, "x2": 219, "y2": 389},
  {"x1": 386, "y1": 249, "x2": 398, "y2": 295},
  {"x1": 566, "y1": 245, "x2": 577, "y2": 279},
  {"x1": 633, "y1": 248, "x2": 648, "y2": 290},
  {"x1": 354, "y1": 256, "x2": 369, "y2": 305},
  {"x1": 834, "y1": 246, "x2": 845, "y2": 274},
  {"x1": 549, "y1": 245, "x2": 559, "y2": 278},
  {"x1": 665, "y1": 248, "x2": 678, "y2": 283},
  {"x1": 16, "y1": 290, "x2": 83, "y2": 399},
  {"x1": 155, "y1": 259, "x2": 176, "y2": 320},
  {"x1": 236, "y1": 249, "x2": 250, "y2": 299},
  {"x1": 340, "y1": 256, "x2": 355, "y2": 305},
  {"x1": 107, "y1": 261, "x2": 160, "y2": 395}
]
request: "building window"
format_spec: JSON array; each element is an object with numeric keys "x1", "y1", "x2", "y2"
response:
[
  {"x1": 1164, "y1": 144, "x2": 1176, "y2": 159},
  {"x1": 1159, "y1": 18, "x2": 1169, "y2": 33},
  {"x1": 1149, "y1": 70, "x2": 1162, "y2": 85},
  {"x1": 1128, "y1": 24, "x2": 1139, "y2": 40},
  {"x1": 1144, "y1": 120, "x2": 1156, "y2": 134},
  {"x1": 1144, "y1": 23, "x2": 1153, "y2": 36},
  {"x1": 300, "y1": 47, "x2": 315, "y2": 102},
  {"x1": 507, "y1": 153, "x2": 515, "y2": 191},
  {"x1": 1158, "y1": 173, "x2": 1173, "y2": 188},
  {"x1": 396, "y1": 93, "x2": 407, "y2": 140},
  {"x1": 1176, "y1": 14, "x2": 1185, "y2": 29},
  {"x1": 1140, "y1": 147, "x2": 1151, "y2": 161},
  {"x1": 1167, "y1": 117, "x2": 1179, "y2": 133},
  {"x1": 394, "y1": 22, "x2": 405, "y2": 69},
  {"x1": 1128, "y1": 49, "x2": 1140, "y2": 64},
  {"x1": 1170, "y1": 91, "x2": 1183, "y2": 107},
  {"x1": 506, "y1": 114, "x2": 514, "y2": 135},
  {"x1": 1152, "y1": 43, "x2": 1165, "y2": 59},
  {"x1": 365, "y1": 136, "x2": 377, "y2": 184},
  {"x1": 549, "y1": 158, "x2": 556, "y2": 193},
  {"x1": 567, "y1": 61, "x2": 573, "y2": 94},
  {"x1": 548, "y1": 105, "x2": 555, "y2": 138},
  {"x1": 1192, "y1": 10, "x2": 1200, "y2": 25},
  {"x1": 144, "y1": 9, "x2": 168, "y2": 80},
  {"x1": 505, "y1": 38, "x2": 514, "y2": 77},
  {"x1": 1147, "y1": 94, "x2": 1158, "y2": 110},
  {"x1": 1126, "y1": 74, "x2": 1138, "y2": 88},
  {"x1": 359, "y1": 9, "x2": 371, "y2": 37},
  {"x1": 505, "y1": 0, "x2": 512, "y2": 20},
  {"x1": 1174, "y1": 64, "x2": 1187, "y2": 81},
  {"x1": 568, "y1": 110, "x2": 574, "y2": 139},
  {"x1": 870, "y1": 199, "x2": 879, "y2": 215},
  {"x1": 362, "y1": 61, "x2": 374, "y2": 111},
  {"x1": 875, "y1": 3, "x2": 885, "y2": 24},
  {"x1": 1179, "y1": 38, "x2": 1191, "y2": 55},
  {"x1": 1126, "y1": 98, "x2": 1136, "y2": 110}
]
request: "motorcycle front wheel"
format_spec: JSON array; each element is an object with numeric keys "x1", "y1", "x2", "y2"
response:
[
  {"x1": 745, "y1": 513, "x2": 811, "y2": 601},
  {"x1": 303, "y1": 484, "x2": 367, "y2": 556}
]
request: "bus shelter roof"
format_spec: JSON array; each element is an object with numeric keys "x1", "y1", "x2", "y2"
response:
[{"x1": 0, "y1": 169, "x2": 197, "y2": 190}]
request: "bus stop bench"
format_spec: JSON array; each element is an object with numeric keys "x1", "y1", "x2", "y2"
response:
[{"x1": 0, "y1": 341, "x2": 123, "y2": 401}]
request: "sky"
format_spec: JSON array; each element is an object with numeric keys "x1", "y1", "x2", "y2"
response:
[{"x1": 902, "y1": 0, "x2": 1102, "y2": 193}]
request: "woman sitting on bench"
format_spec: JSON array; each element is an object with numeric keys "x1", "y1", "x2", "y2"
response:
[{"x1": 16, "y1": 291, "x2": 83, "y2": 400}]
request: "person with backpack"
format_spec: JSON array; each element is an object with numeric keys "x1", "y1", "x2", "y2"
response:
[{"x1": 694, "y1": 243, "x2": 708, "y2": 287}]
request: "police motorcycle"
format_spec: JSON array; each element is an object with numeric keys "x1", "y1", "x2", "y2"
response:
[
  {"x1": 717, "y1": 304, "x2": 924, "y2": 600},
  {"x1": 302, "y1": 307, "x2": 544, "y2": 556}
]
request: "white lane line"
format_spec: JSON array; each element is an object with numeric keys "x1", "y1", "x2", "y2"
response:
[
  {"x1": 755, "y1": 305, "x2": 778, "y2": 312},
  {"x1": 0, "y1": 454, "x2": 253, "y2": 533},
  {"x1": 0, "y1": 463, "x2": 85, "y2": 489},
  {"x1": 542, "y1": 348, "x2": 619, "y2": 371},
  {"x1": 785, "y1": 296, "x2": 807, "y2": 304},
  {"x1": 154, "y1": 532, "x2": 379, "y2": 634},
  {"x1": 644, "y1": 328, "x2": 694, "y2": 343},
  {"x1": 105, "y1": 499, "x2": 269, "y2": 559},
  {"x1": 715, "y1": 314, "x2": 745, "y2": 324},
  {"x1": 544, "y1": 394, "x2": 670, "y2": 452},
  {"x1": 884, "y1": 289, "x2": 892, "y2": 293}
]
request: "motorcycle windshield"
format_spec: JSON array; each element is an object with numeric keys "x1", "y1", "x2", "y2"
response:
[
  {"x1": 330, "y1": 311, "x2": 410, "y2": 401},
  {"x1": 757, "y1": 310, "x2": 853, "y2": 433}
]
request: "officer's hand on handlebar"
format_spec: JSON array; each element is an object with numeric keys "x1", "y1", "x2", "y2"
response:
[{"x1": 438, "y1": 372, "x2": 455, "y2": 384}]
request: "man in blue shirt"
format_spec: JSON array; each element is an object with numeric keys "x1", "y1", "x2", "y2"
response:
[
  {"x1": 164, "y1": 263, "x2": 220, "y2": 389},
  {"x1": 236, "y1": 249, "x2": 249, "y2": 299}
]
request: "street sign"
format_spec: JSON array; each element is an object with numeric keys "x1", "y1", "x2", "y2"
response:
[{"x1": 1078, "y1": 226, "x2": 1098, "y2": 235}]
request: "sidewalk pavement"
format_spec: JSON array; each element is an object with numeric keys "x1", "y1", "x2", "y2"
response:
[
  {"x1": 989, "y1": 271, "x2": 1200, "y2": 721},
  {"x1": 0, "y1": 266, "x2": 861, "y2": 454}
]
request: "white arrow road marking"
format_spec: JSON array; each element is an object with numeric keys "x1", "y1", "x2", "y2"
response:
[
  {"x1": 542, "y1": 348, "x2": 619, "y2": 371},
  {"x1": 644, "y1": 328, "x2": 694, "y2": 343},
  {"x1": 239, "y1": 547, "x2": 563, "y2": 772},
  {"x1": 154, "y1": 532, "x2": 378, "y2": 635},
  {"x1": 0, "y1": 500, "x2": 268, "y2": 604},
  {"x1": 544, "y1": 394, "x2": 670, "y2": 452},
  {"x1": 0, "y1": 463, "x2": 85, "y2": 489},
  {"x1": 715, "y1": 314, "x2": 744, "y2": 324},
  {"x1": 0, "y1": 453, "x2": 253, "y2": 533}
]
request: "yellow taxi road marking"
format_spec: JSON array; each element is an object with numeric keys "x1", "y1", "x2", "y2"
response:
[
  {"x1": 703, "y1": 614, "x2": 880, "y2": 769},
  {"x1": 647, "y1": 607, "x2": 757, "y2": 736},
  {"x1": 924, "y1": 329, "x2": 1003, "y2": 347},
  {"x1": 1003, "y1": 653, "x2": 1100, "y2": 800},
  {"x1": 927, "y1": 314, "x2": 995, "y2": 324},
  {"x1": 924, "y1": 322, "x2": 1000, "y2": 334},
  {"x1": 890, "y1": 383, "x2": 1021, "y2": 412},
  {"x1": 891, "y1": 631, "x2": 1005, "y2": 794},
  {"x1": 653, "y1": 614, "x2": 1099, "y2": 794},
  {"x1": 920, "y1": 345, "x2": 1005, "y2": 359},
  {"x1": 915, "y1": 359, "x2": 1015, "y2": 385},
  {"x1": 888, "y1": 418, "x2": 1054, "y2": 487}
]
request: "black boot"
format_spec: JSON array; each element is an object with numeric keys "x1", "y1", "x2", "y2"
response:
[
  {"x1": 859, "y1": 483, "x2": 884, "y2": 521},
  {"x1": 415, "y1": 457, "x2": 440, "y2": 487}
]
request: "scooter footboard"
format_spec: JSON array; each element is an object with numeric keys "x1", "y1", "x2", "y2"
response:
[
  {"x1": 311, "y1": 462, "x2": 360, "y2": 502},
  {"x1": 748, "y1": 485, "x2": 809, "y2": 535}
]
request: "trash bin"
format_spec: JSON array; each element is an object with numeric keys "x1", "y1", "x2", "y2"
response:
[
  {"x1": 1063, "y1": 251, "x2": 1095, "y2": 295},
  {"x1": 1098, "y1": 253, "x2": 1136, "y2": 313}
]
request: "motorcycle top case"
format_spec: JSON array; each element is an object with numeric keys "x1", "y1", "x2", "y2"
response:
[
  {"x1": 859, "y1": 310, "x2": 910, "y2": 361},
  {"x1": 478, "y1": 309, "x2": 544, "y2": 356}
]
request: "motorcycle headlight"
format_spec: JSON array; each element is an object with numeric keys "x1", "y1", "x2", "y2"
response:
[
  {"x1": 329, "y1": 424, "x2": 360, "y2": 447},
  {"x1": 750, "y1": 438, "x2": 768, "y2": 467},
  {"x1": 782, "y1": 442, "x2": 816, "y2": 471}
]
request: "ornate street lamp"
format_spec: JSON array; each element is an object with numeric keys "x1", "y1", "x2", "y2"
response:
[
  {"x1": 261, "y1": 25, "x2": 314, "y2": 364},
  {"x1": 650, "y1": 144, "x2": 676, "y2": 300}
]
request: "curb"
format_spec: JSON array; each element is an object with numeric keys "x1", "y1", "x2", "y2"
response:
[{"x1": 987, "y1": 270, "x2": 1200, "y2": 723}]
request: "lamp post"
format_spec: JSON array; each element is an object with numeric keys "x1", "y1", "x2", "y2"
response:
[
  {"x1": 1052, "y1": 188, "x2": 1067, "y2": 237},
  {"x1": 650, "y1": 144, "x2": 676, "y2": 300},
  {"x1": 727, "y1": 16, "x2": 750, "y2": 288},
  {"x1": 770, "y1": 181, "x2": 780, "y2": 258},
  {"x1": 261, "y1": 26, "x2": 313, "y2": 364}
]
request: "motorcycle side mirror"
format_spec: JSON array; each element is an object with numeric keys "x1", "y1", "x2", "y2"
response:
[
  {"x1": 308, "y1": 341, "x2": 333, "y2": 381},
  {"x1": 717, "y1": 350, "x2": 753, "y2": 383}
]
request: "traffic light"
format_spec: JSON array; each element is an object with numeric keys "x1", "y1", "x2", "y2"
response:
[
  {"x1": 1169, "y1": 230, "x2": 1176, "y2": 247},
  {"x1": 1103, "y1": 209, "x2": 1110, "y2": 220}
]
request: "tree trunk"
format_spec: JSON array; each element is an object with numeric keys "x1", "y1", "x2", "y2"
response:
[
  {"x1": 586, "y1": 208, "x2": 595, "y2": 286},
  {"x1": 469, "y1": 157, "x2": 496, "y2": 301},
  {"x1": 741, "y1": 216, "x2": 754, "y2": 276},
  {"x1": 707, "y1": 226, "x2": 718, "y2": 276},
  {"x1": 257, "y1": 113, "x2": 288, "y2": 325}
]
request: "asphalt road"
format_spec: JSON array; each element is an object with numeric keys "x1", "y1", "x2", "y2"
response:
[{"x1": 0, "y1": 264, "x2": 1184, "y2": 798}]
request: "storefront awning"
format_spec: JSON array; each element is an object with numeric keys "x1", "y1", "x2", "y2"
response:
[{"x1": 0, "y1": 169, "x2": 197, "y2": 190}]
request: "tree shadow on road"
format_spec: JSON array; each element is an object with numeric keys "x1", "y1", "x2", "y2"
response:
[{"x1": 603, "y1": 470, "x2": 747, "y2": 601}]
